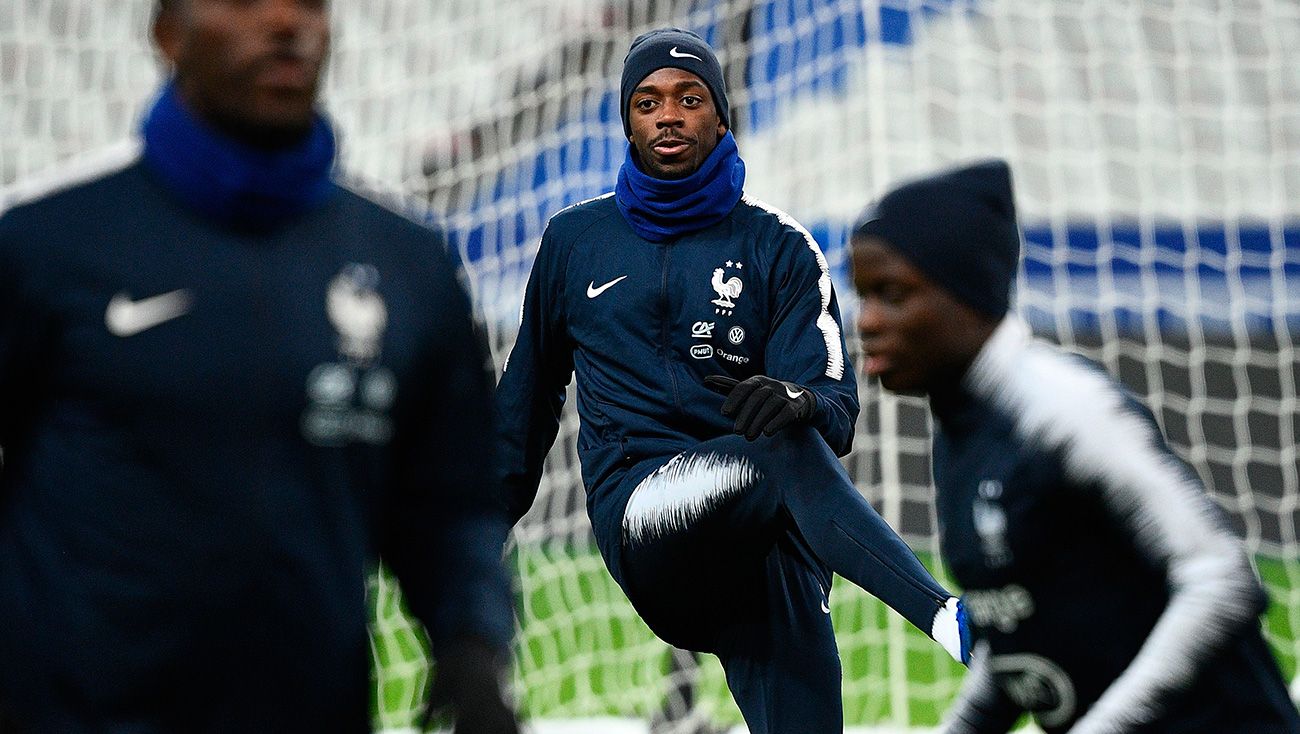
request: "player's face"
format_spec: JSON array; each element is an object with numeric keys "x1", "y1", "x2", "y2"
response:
[
  {"x1": 154, "y1": 0, "x2": 329, "y2": 146},
  {"x1": 851, "y1": 235, "x2": 992, "y2": 395},
  {"x1": 627, "y1": 67, "x2": 727, "y2": 180}
]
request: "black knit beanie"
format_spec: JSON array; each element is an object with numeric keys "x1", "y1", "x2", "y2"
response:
[
  {"x1": 855, "y1": 160, "x2": 1021, "y2": 318},
  {"x1": 620, "y1": 28, "x2": 729, "y2": 138}
]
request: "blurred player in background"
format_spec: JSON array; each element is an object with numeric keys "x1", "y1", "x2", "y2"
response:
[
  {"x1": 0, "y1": 0, "x2": 516, "y2": 731},
  {"x1": 851, "y1": 159, "x2": 1300, "y2": 733},
  {"x1": 496, "y1": 27, "x2": 968, "y2": 734}
]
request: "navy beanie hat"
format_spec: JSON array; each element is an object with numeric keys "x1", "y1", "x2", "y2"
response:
[
  {"x1": 620, "y1": 28, "x2": 729, "y2": 138},
  {"x1": 855, "y1": 160, "x2": 1021, "y2": 318}
]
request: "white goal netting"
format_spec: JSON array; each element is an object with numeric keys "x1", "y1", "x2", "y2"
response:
[{"x1": 4, "y1": 1, "x2": 1297, "y2": 731}]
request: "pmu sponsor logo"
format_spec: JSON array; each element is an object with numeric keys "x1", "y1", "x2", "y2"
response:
[{"x1": 690, "y1": 344, "x2": 714, "y2": 359}]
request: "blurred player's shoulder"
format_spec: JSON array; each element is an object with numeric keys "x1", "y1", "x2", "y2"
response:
[
  {"x1": 335, "y1": 178, "x2": 447, "y2": 241},
  {"x1": 0, "y1": 144, "x2": 151, "y2": 284},
  {"x1": 0, "y1": 140, "x2": 142, "y2": 225},
  {"x1": 968, "y1": 319, "x2": 1163, "y2": 458},
  {"x1": 331, "y1": 179, "x2": 467, "y2": 275}
]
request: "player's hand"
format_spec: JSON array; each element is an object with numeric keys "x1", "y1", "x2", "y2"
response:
[
  {"x1": 426, "y1": 637, "x2": 520, "y2": 734},
  {"x1": 703, "y1": 374, "x2": 816, "y2": 441}
]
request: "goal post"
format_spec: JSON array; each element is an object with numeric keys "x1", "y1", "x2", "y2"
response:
[{"x1": 4, "y1": 1, "x2": 1297, "y2": 731}]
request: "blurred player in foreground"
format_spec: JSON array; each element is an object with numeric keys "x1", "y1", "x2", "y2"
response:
[
  {"x1": 0, "y1": 0, "x2": 516, "y2": 731},
  {"x1": 851, "y1": 159, "x2": 1300, "y2": 733},
  {"x1": 496, "y1": 27, "x2": 968, "y2": 734}
]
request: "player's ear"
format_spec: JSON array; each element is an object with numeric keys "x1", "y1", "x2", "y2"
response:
[{"x1": 152, "y1": 2, "x2": 182, "y2": 67}]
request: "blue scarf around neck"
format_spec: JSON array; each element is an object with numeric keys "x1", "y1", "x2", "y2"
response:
[
  {"x1": 615, "y1": 131, "x2": 746, "y2": 243},
  {"x1": 141, "y1": 82, "x2": 337, "y2": 228}
]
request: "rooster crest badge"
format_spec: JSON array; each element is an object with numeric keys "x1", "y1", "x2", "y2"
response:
[
  {"x1": 327, "y1": 263, "x2": 387, "y2": 365},
  {"x1": 711, "y1": 261, "x2": 744, "y2": 315}
]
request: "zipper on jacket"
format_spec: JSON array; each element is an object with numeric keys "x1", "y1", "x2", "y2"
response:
[{"x1": 658, "y1": 244, "x2": 684, "y2": 412}]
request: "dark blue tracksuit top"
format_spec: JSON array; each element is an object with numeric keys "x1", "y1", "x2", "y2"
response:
[
  {"x1": 496, "y1": 191, "x2": 858, "y2": 583},
  {"x1": 0, "y1": 159, "x2": 513, "y2": 732},
  {"x1": 936, "y1": 319, "x2": 1299, "y2": 733}
]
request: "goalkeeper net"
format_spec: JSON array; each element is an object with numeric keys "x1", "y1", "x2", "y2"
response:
[{"x1": 4, "y1": 0, "x2": 1297, "y2": 731}]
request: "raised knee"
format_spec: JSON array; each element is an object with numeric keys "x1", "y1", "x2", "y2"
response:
[{"x1": 622, "y1": 451, "x2": 762, "y2": 543}]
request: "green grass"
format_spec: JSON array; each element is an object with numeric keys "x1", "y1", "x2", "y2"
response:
[{"x1": 369, "y1": 546, "x2": 1300, "y2": 729}]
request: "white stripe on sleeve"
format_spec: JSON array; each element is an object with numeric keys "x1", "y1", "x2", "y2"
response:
[
  {"x1": 741, "y1": 193, "x2": 845, "y2": 380},
  {"x1": 966, "y1": 318, "x2": 1261, "y2": 733}
]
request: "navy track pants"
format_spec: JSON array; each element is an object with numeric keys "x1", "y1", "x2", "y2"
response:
[{"x1": 618, "y1": 427, "x2": 950, "y2": 733}]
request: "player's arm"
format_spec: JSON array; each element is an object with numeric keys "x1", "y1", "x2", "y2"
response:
[
  {"x1": 381, "y1": 239, "x2": 516, "y2": 733},
  {"x1": 942, "y1": 645, "x2": 1022, "y2": 734},
  {"x1": 0, "y1": 217, "x2": 19, "y2": 445},
  {"x1": 1061, "y1": 392, "x2": 1266, "y2": 734},
  {"x1": 706, "y1": 225, "x2": 858, "y2": 454},
  {"x1": 0, "y1": 210, "x2": 52, "y2": 465},
  {"x1": 494, "y1": 224, "x2": 575, "y2": 524}
]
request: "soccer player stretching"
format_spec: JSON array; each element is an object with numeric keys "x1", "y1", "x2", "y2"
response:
[
  {"x1": 497, "y1": 28, "x2": 968, "y2": 734},
  {"x1": 851, "y1": 159, "x2": 1300, "y2": 733},
  {"x1": 0, "y1": 1, "x2": 516, "y2": 731}
]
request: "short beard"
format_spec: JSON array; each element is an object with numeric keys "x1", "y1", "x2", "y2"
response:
[{"x1": 632, "y1": 144, "x2": 700, "y2": 180}]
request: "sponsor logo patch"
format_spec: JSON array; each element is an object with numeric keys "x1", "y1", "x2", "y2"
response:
[
  {"x1": 716, "y1": 349, "x2": 749, "y2": 365},
  {"x1": 690, "y1": 344, "x2": 714, "y2": 360},
  {"x1": 691, "y1": 321, "x2": 716, "y2": 338},
  {"x1": 964, "y1": 584, "x2": 1035, "y2": 633},
  {"x1": 303, "y1": 263, "x2": 395, "y2": 447}
]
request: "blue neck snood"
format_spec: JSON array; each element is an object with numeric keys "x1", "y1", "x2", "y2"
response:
[
  {"x1": 615, "y1": 131, "x2": 746, "y2": 243},
  {"x1": 141, "y1": 82, "x2": 337, "y2": 229}
]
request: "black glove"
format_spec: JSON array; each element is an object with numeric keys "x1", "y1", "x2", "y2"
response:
[
  {"x1": 426, "y1": 637, "x2": 520, "y2": 734},
  {"x1": 703, "y1": 374, "x2": 817, "y2": 441}
]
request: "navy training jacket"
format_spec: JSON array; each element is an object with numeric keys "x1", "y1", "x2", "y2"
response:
[
  {"x1": 935, "y1": 319, "x2": 1299, "y2": 733},
  {"x1": 0, "y1": 159, "x2": 513, "y2": 732},
  {"x1": 496, "y1": 191, "x2": 858, "y2": 582}
]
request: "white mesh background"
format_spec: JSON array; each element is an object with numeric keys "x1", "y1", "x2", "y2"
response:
[{"x1": 3, "y1": 1, "x2": 1296, "y2": 730}]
